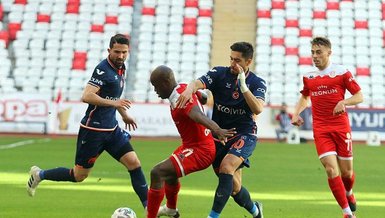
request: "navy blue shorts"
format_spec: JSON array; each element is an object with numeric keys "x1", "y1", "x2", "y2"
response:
[
  {"x1": 75, "y1": 126, "x2": 133, "y2": 168},
  {"x1": 212, "y1": 134, "x2": 257, "y2": 170}
]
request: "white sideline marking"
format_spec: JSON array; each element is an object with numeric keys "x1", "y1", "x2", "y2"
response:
[{"x1": 0, "y1": 138, "x2": 51, "y2": 150}]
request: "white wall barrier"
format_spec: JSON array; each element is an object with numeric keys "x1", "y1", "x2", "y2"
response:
[{"x1": 0, "y1": 93, "x2": 384, "y2": 142}]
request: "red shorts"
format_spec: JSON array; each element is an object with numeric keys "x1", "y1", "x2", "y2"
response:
[
  {"x1": 314, "y1": 130, "x2": 353, "y2": 160},
  {"x1": 170, "y1": 142, "x2": 215, "y2": 177}
]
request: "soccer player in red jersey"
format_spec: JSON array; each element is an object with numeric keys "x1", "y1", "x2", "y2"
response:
[
  {"x1": 291, "y1": 37, "x2": 363, "y2": 218},
  {"x1": 147, "y1": 65, "x2": 236, "y2": 218}
]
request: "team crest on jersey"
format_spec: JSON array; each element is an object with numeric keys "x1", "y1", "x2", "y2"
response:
[
  {"x1": 232, "y1": 91, "x2": 239, "y2": 99},
  {"x1": 329, "y1": 71, "x2": 336, "y2": 78}
]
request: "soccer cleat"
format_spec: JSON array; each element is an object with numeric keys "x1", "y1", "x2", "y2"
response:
[
  {"x1": 157, "y1": 205, "x2": 180, "y2": 218},
  {"x1": 343, "y1": 214, "x2": 356, "y2": 218},
  {"x1": 347, "y1": 194, "x2": 356, "y2": 212},
  {"x1": 254, "y1": 201, "x2": 264, "y2": 218},
  {"x1": 27, "y1": 166, "x2": 42, "y2": 197}
]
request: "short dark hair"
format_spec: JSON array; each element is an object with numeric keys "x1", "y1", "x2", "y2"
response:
[
  {"x1": 230, "y1": 42, "x2": 254, "y2": 60},
  {"x1": 310, "y1": 37, "x2": 331, "y2": 49},
  {"x1": 109, "y1": 34, "x2": 130, "y2": 49}
]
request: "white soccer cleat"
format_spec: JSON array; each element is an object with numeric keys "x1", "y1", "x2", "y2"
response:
[
  {"x1": 27, "y1": 166, "x2": 42, "y2": 197},
  {"x1": 157, "y1": 205, "x2": 180, "y2": 218}
]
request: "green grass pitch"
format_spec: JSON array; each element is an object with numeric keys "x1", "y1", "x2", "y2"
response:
[{"x1": 0, "y1": 135, "x2": 384, "y2": 218}]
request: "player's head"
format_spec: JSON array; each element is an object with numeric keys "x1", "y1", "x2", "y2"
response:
[
  {"x1": 280, "y1": 102, "x2": 287, "y2": 113},
  {"x1": 229, "y1": 42, "x2": 254, "y2": 74},
  {"x1": 150, "y1": 65, "x2": 177, "y2": 99},
  {"x1": 108, "y1": 34, "x2": 130, "y2": 68},
  {"x1": 310, "y1": 36, "x2": 332, "y2": 70}
]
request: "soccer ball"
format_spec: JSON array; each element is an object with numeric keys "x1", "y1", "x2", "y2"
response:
[{"x1": 111, "y1": 207, "x2": 137, "y2": 218}]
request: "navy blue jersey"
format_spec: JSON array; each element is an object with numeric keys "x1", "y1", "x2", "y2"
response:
[
  {"x1": 199, "y1": 66, "x2": 266, "y2": 134},
  {"x1": 80, "y1": 58, "x2": 125, "y2": 131}
]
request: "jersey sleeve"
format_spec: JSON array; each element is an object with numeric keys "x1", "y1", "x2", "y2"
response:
[
  {"x1": 198, "y1": 67, "x2": 220, "y2": 90},
  {"x1": 300, "y1": 76, "x2": 310, "y2": 96},
  {"x1": 88, "y1": 67, "x2": 107, "y2": 88},
  {"x1": 343, "y1": 71, "x2": 361, "y2": 95},
  {"x1": 251, "y1": 77, "x2": 267, "y2": 101}
]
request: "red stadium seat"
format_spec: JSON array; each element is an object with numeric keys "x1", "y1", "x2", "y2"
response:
[
  {"x1": 0, "y1": 30, "x2": 9, "y2": 47},
  {"x1": 354, "y1": 20, "x2": 368, "y2": 29},
  {"x1": 299, "y1": 29, "x2": 312, "y2": 37},
  {"x1": 326, "y1": 1, "x2": 339, "y2": 10},
  {"x1": 199, "y1": 9, "x2": 212, "y2": 17},
  {"x1": 272, "y1": 0, "x2": 285, "y2": 9},
  {"x1": 285, "y1": 19, "x2": 298, "y2": 27},
  {"x1": 37, "y1": 14, "x2": 51, "y2": 23},
  {"x1": 313, "y1": 11, "x2": 326, "y2": 19},
  {"x1": 66, "y1": 3, "x2": 80, "y2": 14},
  {"x1": 0, "y1": 4, "x2": 3, "y2": 21},
  {"x1": 285, "y1": 47, "x2": 298, "y2": 56},
  {"x1": 356, "y1": 67, "x2": 370, "y2": 76},
  {"x1": 91, "y1": 24, "x2": 104, "y2": 32},
  {"x1": 184, "y1": 17, "x2": 197, "y2": 25},
  {"x1": 74, "y1": 51, "x2": 87, "y2": 60},
  {"x1": 257, "y1": 10, "x2": 271, "y2": 18},
  {"x1": 185, "y1": 0, "x2": 198, "y2": 8},
  {"x1": 72, "y1": 59, "x2": 86, "y2": 70},
  {"x1": 105, "y1": 15, "x2": 118, "y2": 24},
  {"x1": 8, "y1": 23, "x2": 21, "y2": 40},
  {"x1": 14, "y1": 0, "x2": 27, "y2": 5},
  {"x1": 299, "y1": 57, "x2": 313, "y2": 65},
  {"x1": 120, "y1": 0, "x2": 134, "y2": 6},
  {"x1": 142, "y1": 7, "x2": 156, "y2": 15},
  {"x1": 271, "y1": 37, "x2": 284, "y2": 46},
  {"x1": 183, "y1": 24, "x2": 197, "y2": 35}
]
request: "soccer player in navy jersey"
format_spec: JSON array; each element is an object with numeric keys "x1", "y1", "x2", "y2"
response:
[
  {"x1": 177, "y1": 42, "x2": 266, "y2": 218},
  {"x1": 291, "y1": 37, "x2": 363, "y2": 218},
  {"x1": 27, "y1": 34, "x2": 148, "y2": 209},
  {"x1": 146, "y1": 65, "x2": 236, "y2": 218}
]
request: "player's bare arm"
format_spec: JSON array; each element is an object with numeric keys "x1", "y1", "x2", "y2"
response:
[
  {"x1": 82, "y1": 84, "x2": 131, "y2": 109},
  {"x1": 333, "y1": 91, "x2": 363, "y2": 115},
  {"x1": 176, "y1": 80, "x2": 205, "y2": 108},
  {"x1": 117, "y1": 107, "x2": 137, "y2": 131},
  {"x1": 188, "y1": 106, "x2": 236, "y2": 144},
  {"x1": 291, "y1": 95, "x2": 309, "y2": 126}
]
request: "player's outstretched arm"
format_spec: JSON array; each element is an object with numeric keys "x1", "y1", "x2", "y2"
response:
[
  {"x1": 291, "y1": 95, "x2": 309, "y2": 126},
  {"x1": 176, "y1": 80, "x2": 205, "y2": 108},
  {"x1": 82, "y1": 84, "x2": 131, "y2": 109},
  {"x1": 188, "y1": 106, "x2": 236, "y2": 144}
]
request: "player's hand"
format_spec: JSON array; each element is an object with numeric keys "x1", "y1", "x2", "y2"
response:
[
  {"x1": 236, "y1": 64, "x2": 249, "y2": 93},
  {"x1": 176, "y1": 87, "x2": 194, "y2": 108},
  {"x1": 333, "y1": 101, "x2": 346, "y2": 115},
  {"x1": 123, "y1": 116, "x2": 137, "y2": 131},
  {"x1": 214, "y1": 128, "x2": 237, "y2": 145},
  {"x1": 115, "y1": 99, "x2": 131, "y2": 110},
  {"x1": 291, "y1": 115, "x2": 304, "y2": 126}
]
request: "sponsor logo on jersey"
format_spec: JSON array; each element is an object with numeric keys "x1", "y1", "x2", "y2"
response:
[
  {"x1": 96, "y1": 69, "x2": 105, "y2": 75},
  {"x1": 106, "y1": 96, "x2": 119, "y2": 101},
  {"x1": 260, "y1": 80, "x2": 266, "y2": 86},
  {"x1": 215, "y1": 103, "x2": 246, "y2": 115},
  {"x1": 311, "y1": 88, "x2": 338, "y2": 96},
  {"x1": 90, "y1": 77, "x2": 103, "y2": 86}
]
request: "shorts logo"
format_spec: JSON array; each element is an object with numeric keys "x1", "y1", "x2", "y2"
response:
[
  {"x1": 231, "y1": 139, "x2": 245, "y2": 153},
  {"x1": 88, "y1": 156, "x2": 98, "y2": 164}
]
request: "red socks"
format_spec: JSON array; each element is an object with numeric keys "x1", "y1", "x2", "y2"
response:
[
  {"x1": 147, "y1": 188, "x2": 165, "y2": 218},
  {"x1": 342, "y1": 173, "x2": 355, "y2": 193},
  {"x1": 328, "y1": 176, "x2": 349, "y2": 209},
  {"x1": 165, "y1": 182, "x2": 181, "y2": 209}
]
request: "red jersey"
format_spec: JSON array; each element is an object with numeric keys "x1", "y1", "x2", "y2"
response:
[
  {"x1": 168, "y1": 84, "x2": 214, "y2": 146},
  {"x1": 300, "y1": 64, "x2": 361, "y2": 131}
]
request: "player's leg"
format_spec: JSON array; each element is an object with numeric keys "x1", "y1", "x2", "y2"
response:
[
  {"x1": 147, "y1": 158, "x2": 178, "y2": 218},
  {"x1": 336, "y1": 131, "x2": 356, "y2": 212},
  {"x1": 316, "y1": 131, "x2": 354, "y2": 217},
  {"x1": 107, "y1": 127, "x2": 148, "y2": 208},
  {"x1": 27, "y1": 128, "x2": 100, "y2": 197}
]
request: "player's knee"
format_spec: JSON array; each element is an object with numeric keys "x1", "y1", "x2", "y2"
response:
[
  {"x1": 219, "y1": 163, "x2": 235, "y2": 174},
  {"x1": 74, "y1": 173, "x2": 88, "y2": 182},
  {"x1": 340, "y1": 169, "x2": 353, "y2": 178},
  {"x1": 150, "y1": 165, "x2": 162, "y2": 180},
  {"x1": 324, "y1": 166, "x2": 338, "y2": 178}
]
